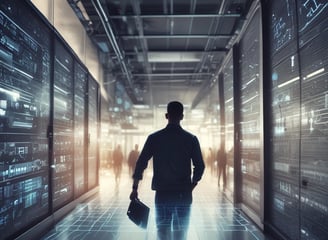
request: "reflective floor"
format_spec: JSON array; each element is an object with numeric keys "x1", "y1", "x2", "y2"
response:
[{"x1": 41, "y1": 167, "x2": 274, "y2": 240}]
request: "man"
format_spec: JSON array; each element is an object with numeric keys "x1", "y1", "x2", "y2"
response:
[
  {"x1": 217, "y1": 148, "x2": 227, "y2": 189},
  {"x1": 112, "y1": 144, "x2": 123, "y2": 184},
  {"x1": 129, "y1": 101, "x2": 205, "y2": 240},
  {"x1": 128, "y1": 144, "x2": 139, "y2": 176}
]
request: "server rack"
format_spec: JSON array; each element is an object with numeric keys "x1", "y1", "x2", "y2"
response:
[
  {"x1": 221, "y1": 52, "x2": 235, "y2": 203},
  {"x1": 0, "y1": 1, "x2": 100, "y2": 239},
  {"x1": 0, "y1": 1, "x2": 51, "y2": 238},
  {"x1": 266, "y1": 0, "x2": 328, "y2": 239},
  {"x1": 298, "y1": 0, "x2": 328, "y2": 238},
  {"x1": 52, "y1": 38, "x2": 75, "y2": 210},
  {"x1": 87, "y1": 75, "x2": 99, "y2": 190},
  {"x1": 238, "y1": 5, "x2": 263, "y2": 223},
  {"x1": 73, "y1": 62, "x2": 87, "y2": 198}
]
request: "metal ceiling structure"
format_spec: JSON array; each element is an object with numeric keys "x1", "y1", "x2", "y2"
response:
[{"x1": 68, "y1": 0, "x2": 254, "y2": 126}]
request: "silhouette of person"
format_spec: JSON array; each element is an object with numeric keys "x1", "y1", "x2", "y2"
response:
[
  {"x1": 128, "y1": 144, "x2": 139, "y2": 176},
  {"x1": 112, "y1": 144, "x2": 123, "y2": 184},
  {"x1": 130, "y1": 101, "x2": 205, "y2": 240},
  {"x1": 217, "y1": 148, "x2": 227, "y2": 189},
  {"x1": 206, "y1": 147, "x2": 215, "y2": 176}
]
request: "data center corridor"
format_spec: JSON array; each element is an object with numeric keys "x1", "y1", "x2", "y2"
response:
[
  {"x1": 40, "y1": 165, "x2": 272, "y2": 240},
  {"x1": 0, "y1": 1, "x2": 327, "y2": 240}
]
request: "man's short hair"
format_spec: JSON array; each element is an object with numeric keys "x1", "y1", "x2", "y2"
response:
[{"x1": 167, "y1": 101, "x2": 184, "y2": 119}]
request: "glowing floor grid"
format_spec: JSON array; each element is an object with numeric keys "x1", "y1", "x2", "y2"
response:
[{"x1": 41, "y1": 168, "x2": 271, "y2": 240}]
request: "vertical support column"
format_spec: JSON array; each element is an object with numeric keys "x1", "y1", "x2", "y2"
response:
[{"x1": 232, "y1": 43, "x2": 241, "y2": 204}]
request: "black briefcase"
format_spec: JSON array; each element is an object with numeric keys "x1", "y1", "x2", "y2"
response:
[{"x1": 127, "y1": 198, "x2": 150, "y2": 229}]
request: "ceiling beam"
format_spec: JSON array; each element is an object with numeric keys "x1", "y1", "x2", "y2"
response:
[
  {"x1": 130, "y1": 0, "x2": 154, "y2": 106},
  {"x1": 122, "y1": 34, "x2": 233, "y2": 39},
  {"x1": 191, "y1": 0, "x2": 232, "y2": 109},
  {"x1": 109, "y1": 14, "x2": 241, "y2": 19},
  {"x1": 118, "y1": 73, "x2": 213, "y2": 77},
  {"x1": 95, "y1": 34, "x2": 234, "y2": 39},
  {"x1": 114, "y1": 49, "x2": 228, "y2": 56},
  {"x1": 91, "y1": 0, "x2": 140, "y2": 103}
]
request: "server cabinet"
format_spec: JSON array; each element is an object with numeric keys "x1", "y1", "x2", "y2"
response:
[
  {"x1": 267, "y1": 0, "x2": 301, "y2": 238},
  {"x1": 298, "y1": 1, "x2": 328, "y2": 239},
  {"x1": 0, "y1": 1, "x2": 51, "y2": 239},
  {"x1": 52, "y1": 38, "x2": 74, "y2": 210},
  {"x1": 87, "y1": 76, "x2": 99, "y2": 190},
  {"x1": 238, "y1": 6, "x2": 262, "y2": 219},
  {"x1": 74, "y1": 62, "x2": 87, "y2": 198},
  {"x1": 267, "y1": 0, "x2": 328, "y2": 239},
  {"x1": 0, "y1": 0, "x2": 101, "y2": 239},
  {"x1": 222, "y1": 53, "x2": 235, "y2": 202}
]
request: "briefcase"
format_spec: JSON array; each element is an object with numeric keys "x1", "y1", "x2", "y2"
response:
[{"x1": 127, "y1": 198, "x2": 150, "y2": 229}]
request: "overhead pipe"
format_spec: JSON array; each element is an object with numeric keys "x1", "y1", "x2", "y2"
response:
[
  {"x1": 91, "y1": 0, "x2": 138, "y2": 102},
  {"x1": 131, "y1": 0, "x2": 154, "y2": 107},
  {"x1": 191, "y1": 0, "x2": 235, "y2": 109},
  {"x1": 191, "y1": 76, "x2": 218, "y2": 109},
  {"x1": 191, "y1": 0, "x2": 257, "y2": 110},
  {"x1": 110, "y1": 13, "x2": 241, "y2": 19}
]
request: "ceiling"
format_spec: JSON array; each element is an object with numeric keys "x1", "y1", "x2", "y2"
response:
[{"x1": 68, "y1": 0, "x2": 254, "y2": 128}]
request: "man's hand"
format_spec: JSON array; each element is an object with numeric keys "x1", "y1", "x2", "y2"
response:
[
  {"x1": 129, "y1": 189, "x2": 138, "y2": 200},
  {"x1": 130, "y1": 179, "x2": 139, "y2": 200}
]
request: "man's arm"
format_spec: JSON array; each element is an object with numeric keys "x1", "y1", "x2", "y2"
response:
[
  {"x1": 129, "y1": 179, "x2": 140, "y2": 200},
  {"x1": 191, "y1": 136, "x2": 205, "y2": 185},
  {"x1": 129, "y1": 136, "x2": 153, "y2": 200}
]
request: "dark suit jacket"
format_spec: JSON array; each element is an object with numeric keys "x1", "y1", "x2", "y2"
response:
[{"x1": 133, "y1": 124, "x2": 205, "y2": 191}]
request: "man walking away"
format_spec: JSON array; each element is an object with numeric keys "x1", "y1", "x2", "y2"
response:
[{"x1": 130, "y1": 101, "x2": 205, "y2": 240}]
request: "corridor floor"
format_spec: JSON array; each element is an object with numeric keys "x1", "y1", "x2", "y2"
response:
[{"x1": 41, "y1": 167, "x2": 273, "y2": 240}]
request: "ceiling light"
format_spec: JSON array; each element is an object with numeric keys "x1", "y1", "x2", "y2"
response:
[
  {"x1": 147, "y1": 52, "x2": 202, "y2": 63},
  {"x1": 133, "y1": 104, "x2": 150, "y2": 109},
  {"x1": 304, "y1": 68, "x2": 325, "y2": 80},
  {"x1": 277, "y1": 76, "x2": 300, "y2": 88}
]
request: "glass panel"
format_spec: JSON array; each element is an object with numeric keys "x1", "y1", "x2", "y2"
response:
[
  {"x1": 0, "y1": 1, "x2": 50, "y2": 238},
  {"x1": 299, "y1": 1, "x2": 328, "y2": 239},
  {"x1": 270, "y1": 0, "x2": 297, "y2": 65},
  {"x1": 223, "y1": 56, "x2": 234, "y2": 201},
  {"x1": 88, "y1": 76, "x2": 98, "y2": 189},
  {"x1": 298, "y1": 1, "x2": 328, "y2": 47},
  {"x1": 239, "y1": 9, "x2": 261, "y2": 215},
  {"x1": 74, "y1": 62, "x2": 87, "y2": 197},
  {"x1": 204, "y1": 81, "x2": 220, "y2": 181},
  {"x1": 270, "y1": 55, "x2": 301, "y2": 239},
  {"x1": 268, "y1": 0, "x2": 300, "y2": 239},
  {"x1": 53, "y1": 39, "x2": 74, "y2": 209},
  {"x1": 269, "y1": 1, "x2": 328, "y2": 239}
]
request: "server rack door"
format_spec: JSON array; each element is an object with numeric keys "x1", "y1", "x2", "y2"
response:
[
  {"x1": 205, "y1": 78, "x2": 221, "y2": 184},
  {"x1": 298, "y1": 2, "x2": 328, "y2": 239},
  {"x1": 270, "y1": 52, "x2": 301, "y2": 240},
  {"x1": 74, "y1": 62, "x2": 87, "y2": 198},
  {"x1": 268, "y1": 0, "x2": 301, "y2": 239},
  {"x1": 267, "y1": 1, "x2": 328, "y2": 239},
  {"x1": 222, "y1": 53, "x2": 235, "y2": 202},
  {"x1": 0, "y1": 0, "x2": 51, "y2": 238},
  {"x1": 52, "y1": 38, "x2": 74, "y2": 210},
  {"x1": 238, "y1": 7, "x2": 262, "y2": 219},
  {"x1": 87, "y1": 76, "x2": 99, "y2": 190}
]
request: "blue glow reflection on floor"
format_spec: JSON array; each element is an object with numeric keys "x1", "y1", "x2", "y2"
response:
[{"x1": 41, "y1": 167, "x2": 273, "y2": 240}]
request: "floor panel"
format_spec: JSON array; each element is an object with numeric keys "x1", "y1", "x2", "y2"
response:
[{"x1": 41, "y1": 167, "x2": 273, "y2": 240}]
